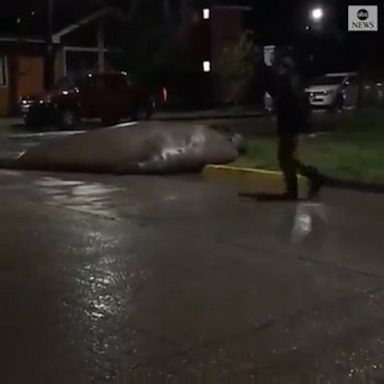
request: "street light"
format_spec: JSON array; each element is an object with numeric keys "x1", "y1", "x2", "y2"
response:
[{"x1": 310, "y1": 7, "x2": 324, "y2": 22}]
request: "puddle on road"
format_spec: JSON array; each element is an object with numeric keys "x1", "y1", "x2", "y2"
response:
[
  {"x1": 35, "y1": 177, "x2": 84, "y2": 188},
  {"x1": 34, "y1": 177, "x2": 125, "y2": 220},
  {"x1": 0, "y1": 170, "x2": 24, "y2": 177}
]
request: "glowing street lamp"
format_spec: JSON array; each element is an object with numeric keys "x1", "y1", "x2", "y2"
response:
[{"x1": 310, "y1": 7, "x2": 324, "y2": 22}]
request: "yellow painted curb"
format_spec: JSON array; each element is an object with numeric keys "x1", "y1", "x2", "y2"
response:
[{"x1": 202, "y1": 165, "x2": 306, "y2": 192}]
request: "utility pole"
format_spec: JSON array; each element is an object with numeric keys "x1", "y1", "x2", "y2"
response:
[{"x1": 45, "y1": 0, "x2": 54, "y2": 89}]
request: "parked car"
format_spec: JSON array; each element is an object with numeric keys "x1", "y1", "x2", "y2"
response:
[
  {"x1": 305, "y1": 72, "x2": 359, "y2": 111},
  {"x1": 20, "y1": 72, "x2": 156, "y2": 129},
  {"x1": 263, "y1": 72, "x2": 359, "y2": 113}
]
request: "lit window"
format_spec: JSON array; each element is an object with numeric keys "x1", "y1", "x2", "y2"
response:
[
  {"x1": 203, "y1": 61, "x2": 211, "y2": 73},
  {"x1": 162, "y1": 87, "x2": 168, "y2": 102},
  {"x1": 203, "y1": 8, "x2": 210, "y2": 20}
]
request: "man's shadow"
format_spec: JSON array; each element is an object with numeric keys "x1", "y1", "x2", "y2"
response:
[
  {"x1": 239, "y1": 191, "x2": 329, "y2": 249},
  {"x1": 238, "y1": 192, "x2": 310, "y2": 202}
]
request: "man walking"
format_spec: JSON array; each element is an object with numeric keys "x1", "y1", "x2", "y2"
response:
[{"x1": 265, "y1": 46, "x2": 324, "y2": 200}]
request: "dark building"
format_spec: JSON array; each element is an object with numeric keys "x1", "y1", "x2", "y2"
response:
[
  {"x1": 163, "y1": 0, "x2": 253, "y2": 107},
  {"x1": 0, "y1": 0, "x2": 253, "y2": 115}
]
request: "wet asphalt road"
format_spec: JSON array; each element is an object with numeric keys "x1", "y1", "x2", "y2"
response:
[{"x1": 1, "y1": 166, "x2": 384, "y2": 383}]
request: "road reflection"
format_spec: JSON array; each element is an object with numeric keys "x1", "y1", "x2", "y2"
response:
[{"x1": 291, "y1": 202, "x2": 328, "y2": 244}]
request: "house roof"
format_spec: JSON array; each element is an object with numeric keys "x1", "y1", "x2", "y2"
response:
[{"x1": 52, "y1": 6, "x2": 127, "y2": 43}]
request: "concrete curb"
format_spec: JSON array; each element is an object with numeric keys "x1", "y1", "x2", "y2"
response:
[
  {"x1": 203, "y1": 165, "x2": 384, "y2": 195},
  {"x1": 202, "y1": 165, "x2": 307, "y2": 195},
  {"x1": 153, "y1": 111, "x2": 265, "y2": 121}
]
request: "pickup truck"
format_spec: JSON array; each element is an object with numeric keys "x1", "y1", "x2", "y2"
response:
[{"x1": 20, "y1": 72, "x2": 156, "y2": 129}]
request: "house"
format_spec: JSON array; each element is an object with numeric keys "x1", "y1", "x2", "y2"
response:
[
  {"x1": 0, "y1": 6, "x2": 125, "y2": 117},
  {"x1": 0, "y1": 1, "x2": 253, "y2": 115},
  {"x1": 112, "y1": 0, "x2": 253, "y2": 108},
  {"x1": 0, "y1": 38, "x2": 45, "y2": 116}
]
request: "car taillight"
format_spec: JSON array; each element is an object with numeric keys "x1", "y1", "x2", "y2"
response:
[{"x1": 162, "y1": 87, "x2": 168, "y2": 103}]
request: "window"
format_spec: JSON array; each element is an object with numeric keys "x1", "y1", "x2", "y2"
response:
[
  {"x1": 86, "y1": 76, "x2": 106, "y2": 90},
  {"x1": 203, "y1": 61, "x2": 211, "y2": 73},
  {"x1": 0, "y1": 55, "x2": 8, "y2": 87},
  {"x1": 203, "y1": 8, "x2": 210, "y2": 20},
  {"x1": 312, "y1": 76, "x2": 345, "y2": 86},
  {"x1": 346, "y1": 75, "x2": 358, "y2": 86},
  {"x1": 105, "y1": 75, "x2": 126, "y2": 91}
]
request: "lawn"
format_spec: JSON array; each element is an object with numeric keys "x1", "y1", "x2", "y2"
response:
[{"x1": 234, "y1": 108, "x2": 384, "y2": 185}]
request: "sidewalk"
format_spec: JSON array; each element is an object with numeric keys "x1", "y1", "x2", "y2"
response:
[
  {"x1": 0, "y1": 109, "x2": 265, "y2": 131},
  {"x1": 153, "y1": 107, "x2": 265, "y2": 121},
  {"x1": 0, "y1": 112, "x2": 270, "y2": 142},
  {"x1": 0, "y1": 117, "x2": 23, "y2": 131}
]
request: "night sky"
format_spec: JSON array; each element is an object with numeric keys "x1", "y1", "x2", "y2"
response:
[
  {"x1": 0, "y1": 0, "x2": 383, "y2": 74},
  {"x1": 0, "y1": 0, "x2": 382, "y2": 41}
]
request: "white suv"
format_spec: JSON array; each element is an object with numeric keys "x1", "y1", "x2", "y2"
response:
[
  {"x1": 306, "y1": 72, "x2": 359, "y2": 111},
  {"x1": 264, "y1": 72, "x2": 359, "y2": 113}
]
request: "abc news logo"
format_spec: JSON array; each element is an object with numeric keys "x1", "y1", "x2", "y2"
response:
[
  {"x1": 357, "y1": 9, "x2": 369, "y2": 20},
  {"x1": 348, "y1": 6, "x2": 378, "y2": 31}
]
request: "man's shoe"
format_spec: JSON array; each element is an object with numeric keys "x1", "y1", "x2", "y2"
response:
[{"x1": 308, "y1": 173, "x2": 325, "y2": 199}]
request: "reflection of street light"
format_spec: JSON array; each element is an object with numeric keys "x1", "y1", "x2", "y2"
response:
[{"x1": 311, "y1": 7, "x2": 324, "y2": 22}]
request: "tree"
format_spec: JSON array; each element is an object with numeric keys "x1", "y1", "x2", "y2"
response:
[
  {"x1": 111, "y1": 0, "x2": 202, "y2": 108},
  {"x1": 217, "y1": 30, "x2": 262, "y2": 105}
]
